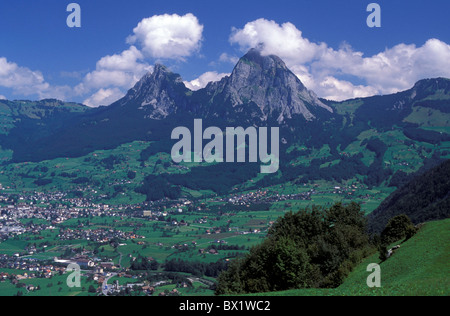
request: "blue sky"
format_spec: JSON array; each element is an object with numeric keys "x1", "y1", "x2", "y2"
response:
[{"x1": 0, "y1": 0, "x2": 449, "y2": 106}]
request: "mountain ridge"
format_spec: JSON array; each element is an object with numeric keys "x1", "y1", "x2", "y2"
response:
[
  {"x1": 0, "y1": 49, "x2": 449, "y2": 164},
  {"x1": 107, "y1": 48, "x2": 333, "y2": 124}
]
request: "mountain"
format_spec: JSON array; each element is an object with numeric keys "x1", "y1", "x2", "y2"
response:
[
  {"x1": 0, "y1": 99, "x2": 90, "y2": 161},
  {"x1": 368, "y1": 159, "x2": 450, "y2": 233},
  {"x1": 4, "y1": 49, "x2": 338, "y2": 162},
  {"x1": 328, "y1": 77, "x2": 450, "y2": 131},
  {"x1": 113, "y1": 48, "x2": 333, "y2": 124},
  {"x1": 196, "y1": 48, "x2": 333, "y2": 124},
  {"x1": 115, "y1": 64, "x2": 192, "y2": 120},
  {"x1": 0, "y1": 99, "x2": 88, "y2": 136},
  {"x1": 2, "y1": 66, "x2": 194, "y2": 163},
  {"x1": 0, "y1": 49, "x2": 449, "y2": 204}
]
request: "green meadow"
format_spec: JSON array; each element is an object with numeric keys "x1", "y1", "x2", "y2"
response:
[{"x1": 0, "y1": 272, "x2": 98, "y2": 297}]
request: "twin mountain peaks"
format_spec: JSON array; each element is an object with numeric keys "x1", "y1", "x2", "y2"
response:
[
  {"x1": 109, "y1": 48, "x2": 449, "y2": 124},
  {"x1": 116, "y1": 48, "x2": 333, "y2": 123},
  {"x1": 1, "y1": 48, "x2": 449, "y2": 163}
]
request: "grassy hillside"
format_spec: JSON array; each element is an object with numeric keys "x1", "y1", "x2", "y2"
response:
[
  {"x1": 256, "y1": 218, "x2": 449, "y2": 296},
  {"x1": 0, "y1": 138, "x2": 397, "y2": 210}
]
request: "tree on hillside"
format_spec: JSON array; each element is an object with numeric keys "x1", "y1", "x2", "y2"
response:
[
  {"x1": 381, "y1": 214, "x2": 417, "y2": 245},
  {"x1": 216, "y1": 202, "x2": 373, "y2": 295}
]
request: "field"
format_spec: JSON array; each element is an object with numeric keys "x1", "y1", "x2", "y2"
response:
[
  {"x1": 0, "y1": 113, "x2": 448, "y2": 296},
  {"x1": 404, "y1": 106, "x2": 450, "y2": 129},
  {"x1": 0, "y1": 271, "x2": 98, "y2": 297},
  {"x1": 0, "y1": 191, "x2": 393, "y2": 297},
  {"x1": 1, "y1": 113, "x2": 449, "y2": 205}
]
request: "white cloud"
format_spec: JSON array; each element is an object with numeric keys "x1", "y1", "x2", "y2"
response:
[
  {"x1": 76, "y1": 46, "x2": 153, "y2": 107},
  {"x1": 83, "y1": 88, "x2": 125, "y2": 108},
  {"x1": 78, "y1": 13, "x2": 204, "y2": 107},
  {"x1": 127, "y1": 13, "x2": 204, "y2": 60},
  {"x1": 0, "y1": 95, "x2": 6, "y2": 100},
  {"x1": 184, "y1": 71, "x2": 230, "y2": 91},
  {"x1": 1, "y1": 13, "x2": 204, "y2": 106},
  {"x1": 39, "y1": 85, "x2": 74, "y2": 101},
  {"x1": 0, "y1": 57, "x2": 72, "y2": 100},
  {"x1": 0, "y1": 57, "x2": 50, "y2": 97},
  {"x1": 76, "y1": 46, "x2": 152, "y2": 94},
  {"x1": 97, "y1": 46, "x2": 143, "y2": 70},
  {"x1": 230, "y1": 19, "x2": 326, "y2": 65},
  {"x1": 78, "y1": 13, "x2": 205, "y2": 107},
  {"x1": 0, "y1": 51, "x2": 143, "y2": 105},
  {"x1": 317, "y1": 77, "x2": 380, "y2": 101},
  {"x1": 219, "y1": 53, "x2": 239, "y2": 65},
  {"x1": 230, "y1": 19, "x2": 450, "y2": 101},
  {"x1": 311, "y1": 39, "x2": 450, "y2": 98}
]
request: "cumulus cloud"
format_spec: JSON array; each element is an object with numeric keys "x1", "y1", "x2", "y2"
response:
[
  {"x1": 0, "y1": 95, "x2": 6, "y2": 100},
  {"x1": 219, "y1": 53, "x2": 239, "y2": 65},
  {"x1": 184, "y1": 71, "x2": 230, "y2": 91},
  {"x1": 75, "y1": 46, "x2": 153, "y2": 106},
  {"x1": 83, "y1": 88, "x2": 125, "y2": 108},
  {"x1": 310, "y1": 39, "x2": 450, "y2": 99},
  {"x1": 0, "y1": 57, "x2": 72, "y2": 100},
  {"x1": 1, "y1": 13, "x2": 205, "y2": 106},
  {"x1": 316, "y1": 77, "x2": 380, "y2": 101},
  {"x1": 230, "y1": 19, "x2": 450, "y2": 101},
  {"x1": 75, "y1": 46, "x2": 152, "y2": 95},
  {"x1": 80, "y1": 13, "x2": 204, "y2": 107},
  {"x1": 39, "y1": 85, "x2": 74, "y2": 101},
  {"x1": 127, "y1": 13, "x2": 204, "y2": 60},
  {"x1": 0, "y1": 57, "x2": 49, "y2": 97},
  {"x1": 230, "y1": 19, "x2": 326, "y2": 65},
  {"x1": 0, "y1": 45, "x2": 149, "y2": 106}
]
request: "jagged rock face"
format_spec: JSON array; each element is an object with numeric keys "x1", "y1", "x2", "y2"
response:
[
  {"x1": 204, "y1": 48, "x2": 333, "y2": 123},
  {"x1": 120, "y1": 64, "x2": 191, "y2": 120},
  {"x1": 116, "y1": 49, "x2": 333, "y2": 123}
]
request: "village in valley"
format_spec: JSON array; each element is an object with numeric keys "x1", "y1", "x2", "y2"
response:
[{"x1": 0, "y1": 179, "x2": 385, "y2": 296}]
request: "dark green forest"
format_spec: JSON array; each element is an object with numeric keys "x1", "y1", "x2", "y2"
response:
[
  {"x1": 215, "y1": 202, "x2": 374, "y2": 294},
  {"x1": 368, "y1": 159, "x2": 450, "y2": 233}
]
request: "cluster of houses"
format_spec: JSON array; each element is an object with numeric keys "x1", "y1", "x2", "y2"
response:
[
  {"x1": 0, "y1": 192, "x2": 126, "y2": 241},
  {"x1": 0, "y1": 191, "x2": 201, "y2": 241},
  {"x1": 216, "y1": 189, "x2": 312, "y2": 206},
  {"x1": 0, "y1": 252, "x2": 188, "y2": 296},
  {"x1": 0, "y1": 254, "x2": 65, "y2": 280},
  {"x1": 102, "y1": 279, "x2": 185, "y2": 296},
  {"x1": 58, "y1": 228, "x2": 144, "y2": 243}
]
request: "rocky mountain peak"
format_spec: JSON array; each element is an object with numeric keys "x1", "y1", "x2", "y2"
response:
[
  {"x1": 237, "y1": 48, "x2": 289, "y2": 72},
  {"x1": 206, "y1": 48, "x2": 333, "y2": 123},
  {"x1": 115, "y1": 49, "x2": 334, "y2": 123},
  {"x1": 120, "y1": 64, "x2": 190, "y2": 120}
]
